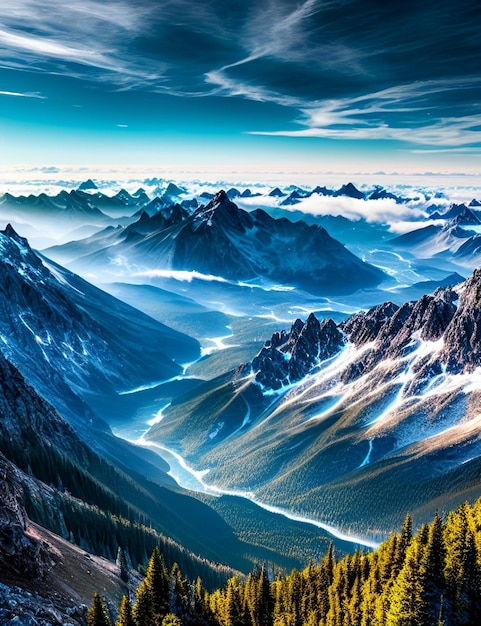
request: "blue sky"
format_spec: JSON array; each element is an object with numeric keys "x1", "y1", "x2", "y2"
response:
[{"x1": 1, "y1": 0, "x2": 480, "y2": 180}]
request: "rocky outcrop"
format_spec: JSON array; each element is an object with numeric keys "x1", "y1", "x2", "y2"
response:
[
  {"x1": 0, "y1": 454, "x2": 55, "y2": 580},
  {"x1": 440, "y1": 268, "x2": 481, "y2": 372},
  {"x1": 341, "y1": 301, "x2": 399, "y2": 345},
  {"x1": 0, "y1": 581, "x2": 86, "y2": 626},
  {"x1": 246, "y1": 313, "x2": 344, "y2": 389},
  {"x1": 341, "y1": 287, "x2": 457, "y2": 358},
  {"x1": 245, "y1": 270, "x2": 480, "y2": 391}
]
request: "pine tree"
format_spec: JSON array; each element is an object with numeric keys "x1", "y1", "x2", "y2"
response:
[
  {"x1": 258, "y1": 565, "x2": 273, "y2": 626},
  {"x1": 117, "y1": 546, "x2": 129, "y2": 583},
  {"x1": 421, "y1": 513, "x2": 445, "y2": 624},
  {"x1": 392, "y1": 515, "x2": 412, "y2": 579},
  {"x1": 317, "y1": 544, "x2": 335, "y2": 622},
  {"x1": 88, "y1": 592, "x2": 112, "y2": 626},
  {"x1": 116, "y1": 595, "x2": 135, "y2": 626},
  {"x1": 285, "y1": 569, "x2": 302, "y2": 626},
  {"x1": 360, "y1": 572, "x2": 380, "y2": 626},
  {"x1": 444, "y1": 503, "x2": 481, "y2": 625},
  {"x1": 272, "y1": 579, "x2": 285, "y2": 625},
  {"x1": 133, "y1": 580, "x2": 153, "y2": 626},
  {"x1": 385, "y1": 541, "x2": 426, "y2": 626},
  {"x1": 147, "y1": 546, "x2": 170, "y2": 621},
  {"x1": 193, "y1": 576, "x2": 211, "y2": 622},
  {"x1": 300, "y1": 563, "x2": 317, "y2": 623},
  {"x1": 170, "y1": 561, "x2": 190, "y2": 614},
  {"x1": 348, "y1": 573, "x2": 363, "y2": 626},
  {"x1": 224, "y1": 577, "x2": 244, "y2": 626},
  {"x1": 244, "y1": 565, "x2": 273, "y2": 626}
]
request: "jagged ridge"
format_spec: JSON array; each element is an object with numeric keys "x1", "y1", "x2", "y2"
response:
[{"x1": 46, "y1": 190, "x2": 385, "y2": 295}]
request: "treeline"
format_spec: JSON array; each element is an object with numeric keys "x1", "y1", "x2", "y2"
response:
[
  {"x1": 0, "y1": 423, "x2": 234, "y2": 589},
  {"x1": 91, "y1": 497, "x2": 481, "y2": 625},
  {"x1": 1, "y1": 423, "x2": 144, "y2": 524}
]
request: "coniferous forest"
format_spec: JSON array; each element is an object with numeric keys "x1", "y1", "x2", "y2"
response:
[{"x1": 88, "y1": 496, "x2": 481, "y2": 626}]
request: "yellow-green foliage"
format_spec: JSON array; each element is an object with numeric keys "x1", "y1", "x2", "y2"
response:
[{"x1": 95, "y1": 498, "x2": 481, "y2": 626}]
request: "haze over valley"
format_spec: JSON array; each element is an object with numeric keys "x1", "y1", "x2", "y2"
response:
[
  {"x1": 2, "y1": 178, "x2": 481, "y2": 534},
  {"x1": 3, "y1": 174, "x2": 481, "y2": 624},
  {"x1": 2, "y1": 0, "x2": 481, "y2": 623}
]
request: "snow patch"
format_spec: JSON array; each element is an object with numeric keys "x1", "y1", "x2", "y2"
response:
[
  {"x1": 209, "y1": 422, "x2": 224, "y2": 439},
  {"x1": 367, "y1": 334, "x2": 444, "y2": 427},
  {"x1": 359, "y1": 438, "x2": 374, "y2": 468},
  {"x1": 200, "y1": 334, "x2": 239, "y2": 356}
]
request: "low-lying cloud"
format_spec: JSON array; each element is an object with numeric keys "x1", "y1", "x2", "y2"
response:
[{"x1": 283, "y1": 193, "x2": 429, "y2": 226}]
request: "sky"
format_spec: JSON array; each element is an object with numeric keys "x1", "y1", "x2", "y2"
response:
[{"x1": 1, "y1": 0, "x2": 481, "y2": 182}]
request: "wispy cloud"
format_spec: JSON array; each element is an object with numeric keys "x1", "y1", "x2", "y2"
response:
[
  {"x1": 1, "y1": 0, "x2": 480, "y2": 156},
  {"x1": 0, "y1": 27, "x2": 115, "y2": 69},
  {"x1": 204, "y1": 69, "x2": 300, "y2": 108},
  {"x1": 247, "y1": 78, "x2": 481, "y2": 147},
  {"x1": 249, "y1": 116, "x2": 481, "y2": 147},
  {"x1": 0, "y1": 0, "x2": 167, "y2": 88},
  {"x1": 284, "y1": 194, "x2": 429, "y2": 226},
  {"x1": 1, "y1": 0, "x2": 145, "y2": 33},
  {"x1": 204, "y1": 1, "x2": 481, "y2": 150},
  {"x1": 0, "y1": 89, "x2": 45, "y2": 98}
]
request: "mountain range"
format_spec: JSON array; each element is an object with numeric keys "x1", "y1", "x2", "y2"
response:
[
  {"x1": 2, "y1": 180, "x2": 481, "y2": 621},
  {"x1": 0, "y1": 218, "x2": 361, "y2": 618},
  {"x1": 146, "y1": 268, "x2": 481, "y2": 536},
  {"x1": 45, "y1": 190, "x2": 385, "y2": 295},
  {"x1": 0, "y1": 223, "x2": 199, "y2": 434},
  {"x1": 390, "y1": 202, "x2": 481, "y2": 261}
]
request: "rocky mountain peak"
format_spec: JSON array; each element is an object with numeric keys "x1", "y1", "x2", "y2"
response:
[
  {"x1": 384, "y1": 287, "x2": 457, "y2": 351},
  {"x1": 451, "y1": 207, "x2": 481, "y2": 226},
  {"x1": 212, "y1": 189, "x2": 228, "y2": 204},
  {"x1": 2, "y1": 224, "x2": 30, "y2": 249},
  {"x1": 269, "y1": 187, "x2": 285, "y2": 197},
  {"x1": 311, "y1": 185, "x2": 334, "y2": 196},
  {"x1": 0, "y1": 224, "x2": 48, "y2": 281},
  {"x1": 246, "y1": 313, "x2": 344, "y2": 390},
  {"x1": 341, "y1": 301, "x2": 399, "y2": 345},
  {"x1": 193, "y1": 190, "x2": 254, "y2": 233},
  {"x1": 335, "y1": 182, "x2": 364, "y2": 199},
  {"x1": 246, "y1": 275, "x2": 469, "y2": 392},
  {"x1": 77, "y1": 178, "x2": 97, "y2": 191},
  {"x1": 418, "y1": 287, "x2": 459, "y2": 341},
  {"x1": 440, "y1": 269, "x2": 481, "y2": 372},
  {"x1": 163, "y1": 182, "x2": 185, "y2": 197}
]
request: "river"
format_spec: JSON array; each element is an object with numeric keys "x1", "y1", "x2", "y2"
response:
[{"x1": 128, "y1": 434, "x2": 380, "y2": 550}]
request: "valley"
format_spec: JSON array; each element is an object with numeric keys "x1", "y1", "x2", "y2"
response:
[{"x1": 1, "y1": 177, "x2": 481, "y2": 621}]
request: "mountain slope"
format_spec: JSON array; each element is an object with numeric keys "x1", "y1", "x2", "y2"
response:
[
  {"x1": 0, "y1": 339, "x2": 352, "y2": 607},
  {"x1": 0, "y1": 224, "x2": 200, "y2": 431},
  {"x1": 0, "y1": 348, "x2": 247, "y2": 620},
  {"x1": 45, "y1": 191, "x2": 385, "y2": 295},
  {"x1": 146, "y1": 270, "x2": 481, "y2": 536},
  {"x1": 390, "y1": 222, "x2": 474, "y2": 257}
]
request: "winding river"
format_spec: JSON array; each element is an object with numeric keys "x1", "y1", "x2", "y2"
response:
[
  {"x1": 131, "y1": 434, "x2": 380, "y2": 549},
  {"x1": 112, "y1": 339, "x2": 380, "y2": 552}
]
